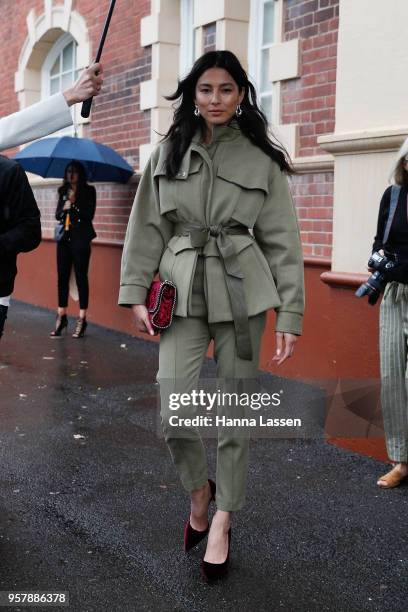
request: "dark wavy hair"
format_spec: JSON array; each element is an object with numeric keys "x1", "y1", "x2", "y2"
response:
[
  {"x1": 58, "y1": 160, "x2": 89, "y2": 197},
  {"x1": 161, "y1": 50, "x2": 294, "y2": 179},
  {"x1": 394, "y1": 157, "x2": 408, "y2": 188}
]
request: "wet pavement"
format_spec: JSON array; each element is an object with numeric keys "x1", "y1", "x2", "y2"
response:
[{"x1": 0, "y1": 301, "x2": 407, "y2": 612}]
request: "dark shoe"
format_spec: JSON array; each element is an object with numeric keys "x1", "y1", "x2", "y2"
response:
[
  {"x1": 50, "y1": 314, "x2": 68, "y2": 337},
  {"x1": 201, "y1": 528, "x2": 231, "y2": 583},
  {"x1": 0, "y1": 304, "x2": 8, "y2": 339},
  {"x1": 72, "y1": 317, "x2": 87, "y2": 338},
  {"x1": 184, "y1": 479, "x2": 216, "y2": 552}
]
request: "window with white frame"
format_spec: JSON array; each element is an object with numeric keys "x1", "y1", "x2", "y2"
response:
[
  {"x1": 41, "y1": 34, "x2": 79, "y2": 136},
  {"x1": 248, "y1": 0, "x2": 275, "y2": 122},
  {"x1": 179, "y1": 0, "x2": 195, "y2": 78}
]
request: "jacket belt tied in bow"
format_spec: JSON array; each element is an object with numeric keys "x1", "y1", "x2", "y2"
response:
[{"x1": 172, "y1": 218, "x2": 253, "y2": 361}]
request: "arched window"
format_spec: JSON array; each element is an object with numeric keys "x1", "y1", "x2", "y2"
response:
[{"x1": 41, "y1": 33, "x2": 79, "y2": 135}]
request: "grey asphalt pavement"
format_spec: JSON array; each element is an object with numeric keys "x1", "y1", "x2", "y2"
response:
[{"x1": 0, "y1": 302, "x2": 407, "y2": 612}]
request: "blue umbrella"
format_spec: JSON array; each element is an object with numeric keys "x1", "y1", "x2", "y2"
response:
[{"x1": 13, "y1": 136, "x2": 134, "y2": 183}]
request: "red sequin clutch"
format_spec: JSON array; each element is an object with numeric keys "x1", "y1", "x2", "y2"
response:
[{"x1": 145, "y1": 280, "x2": 177, "y2": 331}]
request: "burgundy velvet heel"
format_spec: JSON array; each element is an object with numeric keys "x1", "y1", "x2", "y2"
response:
[
  {"x1": 201, "y1": 528, "x2": 231, "y2": 583},
  {"x1": 183, "y1": 479, "x2": 216, "y2": 553}
]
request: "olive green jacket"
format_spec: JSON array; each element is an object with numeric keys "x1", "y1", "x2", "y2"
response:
[{"x1": 119, "y1": 122, "x2": 304, "y2": 335}]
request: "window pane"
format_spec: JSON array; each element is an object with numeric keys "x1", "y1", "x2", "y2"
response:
[
  {"x1": 50, "y1": 77, "x2": 60, "y2": 95},
  {"x1": 50, "y1": 57, "x2": 60, "y2": 76},
  {"x1": 260, "y1": 48, "x2": 272, "y2": 92},
  {"x1": 61, "y1": 72, "x2": 74, "y2": 91},
  {"x1": 260, "y1": 94, "x2": 272, "y2": 120},
  {"x1": 263, "y1": 1, "x2": 275, "y2": 46},
  {"x1": 62, "y1": 42, "x2": 74, "y2": 72}
]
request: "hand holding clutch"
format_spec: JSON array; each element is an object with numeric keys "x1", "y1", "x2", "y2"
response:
[
  {"x1": 145, "y1": 280, "x2": 177, "y2": 332},
  {"x1": 131, "y1": 304, "x2": 156, "y2": 336}
]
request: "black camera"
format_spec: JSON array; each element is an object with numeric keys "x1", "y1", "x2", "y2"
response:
[{"x1": 355, "y1": 251, "x2": 397, "y2": 305}]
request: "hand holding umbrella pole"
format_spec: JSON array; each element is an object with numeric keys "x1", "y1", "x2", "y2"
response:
[{"x1": 81, "y1": 0, "x2": 117, "y2": 119}]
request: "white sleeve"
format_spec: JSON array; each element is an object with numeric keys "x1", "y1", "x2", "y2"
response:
[{"x1": 0, "y1": 93, "x2": 73, "y2": 151}]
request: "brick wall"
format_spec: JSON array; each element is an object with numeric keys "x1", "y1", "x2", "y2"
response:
[
  {"x1": 81, "y1": 0, "x2": 152, "y2": 169},
  {"x1": 0, "y1": 0, "x2": 151, "y2": 244},
  {"x1": 281, "y1": 0, "x2": 339, "y2": 259},
  {"x1": 0, "y1": 1, "x2": 338, "y2": 258},
  {"x1": 33, "y1": 182, "x2": 137, "y2": 244},
  {"x1": 289, "y1": 172, "x2": 333, "y2": 258},
  {"x1": 282, "y1": 0, "x2": 339, "y2": 157}
]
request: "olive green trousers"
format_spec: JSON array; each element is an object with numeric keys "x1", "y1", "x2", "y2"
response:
[
  {"x1": 379, "y1": 282, "x2": 408, "y2": 462},
  {"x1": 157, "y1": 259, "x2": 266, "y2": 511}
]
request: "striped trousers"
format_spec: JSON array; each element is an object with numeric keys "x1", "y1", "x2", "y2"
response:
[{"x1": 379, "y1": 282, "x2": 408, "y2": 462}]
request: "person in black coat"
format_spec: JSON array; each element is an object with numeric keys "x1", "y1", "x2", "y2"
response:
[
  {"x1": 371, "y1": 143, "x2": 408, "y2": 489},
  {"x1": 50, "y1": 160, "x2": 96, "y2": 338},
  {"x1": 0, "y1": 156, "x2": 41, "y2": 339}
]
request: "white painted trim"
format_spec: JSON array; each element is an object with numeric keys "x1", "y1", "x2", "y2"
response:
[
  {"x1": 141, "y1": 11, "x2": 181, "y2": 46},
  {"x1": 193, "y1": 0, "x2": 222, "y2": 28},
  {"x1": 269, "y1": 39, "x2": 300, "y2": 82},
  {"x1": 27, "y1": 10, "x2": 36, "y2": 45},
  {"x1": 179, "y1": 0, "x2": 195, "y2": 78},
  {"x1": 271, "y1": 0, "x2": 283, "y2": 125},
  {"x1": 15, "y1": 1, "x2": 90, "y2": 138},
  {"x1": 41, "y1": 33, "x2": 76, "y2": 99},
  {"x1": 272, "y1": 82, "x2": 281, "y2": 125},
  {"x1": 141, "y1": 14, "x2": 158, "y2": 47},
  {"x1": 140, "y1": 0, "x2": 182, "y2": 152},
  {"x1": 62, "y1": 0, "x2": 73, "y2": 31},
  {"x1": 140, "y1": 79, "x2": 174, "y2": 111},
  {"x1": 193, "y1": 0, "x2": 249, "y2": 27},
  {"x1": 247, "y1": 0, "x2": 261, "y2": 87},
  {"x1": 17, "y1": 3, "x2": 89, "y2": 90},
  {"x1": 216, "y1": 20, "x2": 249, "y2": 69},
  {"x1": 40, "y1": 33, "x2": 77, "y2": 136},
  {"x1": 273, "y1": 0, "x2": 284, "y2": 42},
  {"x1": 194, "y1": 26, "x2": 204, "y2": 59},
  {"x1": 248, "y1": 0, "x2": 276, "y2": 122},
  {"x1": 273, "y1": 122, "x2": 299, "y2": 158}
]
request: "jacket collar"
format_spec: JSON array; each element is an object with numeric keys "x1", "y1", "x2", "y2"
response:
[
  {"x1": 155, "y1": 120, "x2": 243, "y2": 179},
  {"x1": 191, "y1": 118, "x2": 241, "y2": 145}
]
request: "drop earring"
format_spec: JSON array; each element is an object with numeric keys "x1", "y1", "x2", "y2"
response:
[
  {"x1": 194, "y1": 105, "x2": 200, "y2": 117},
  {"x1": 235, "y1": 104, "x2": 243, "y2": 117}
]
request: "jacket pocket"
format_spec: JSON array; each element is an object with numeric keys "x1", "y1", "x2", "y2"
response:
[
  {"x1": 158, "y1": 236, "x2": 196, "y2": 286},
  {"x1": 166, "y1": 235, "x2": 194, "y2": 254},
  {"x1": 155, "y1": 157, "x2": 204, "y2": 214},
  {"x1": 158, "y1": 239, "x2": 198, "y2": 317},
  {"x1": 216, "y1": 158, "x2": 269, "y2": 193},
  {"x1": 216, "y1": 161, "x2": 269, "y2": 228}
]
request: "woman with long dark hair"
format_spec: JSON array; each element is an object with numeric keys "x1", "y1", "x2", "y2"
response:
[
  {"x1": 50, "y1": 160, "x2": 96, "y2": 338},
  {"x1": 373, "y1": 139, "x2": 408, "y2": 488},
  {"x1": 119, "y1": 51, "x2": 304, "y2": 581}
]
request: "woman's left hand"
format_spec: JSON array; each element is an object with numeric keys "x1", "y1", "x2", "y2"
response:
[{"x1": 270, "y1": 332, "x2": 298, "y2": 366}]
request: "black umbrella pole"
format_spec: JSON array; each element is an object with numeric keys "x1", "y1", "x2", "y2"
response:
[{"x1": 81, "y1": 0, "x2": 117, "y2": 119}]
